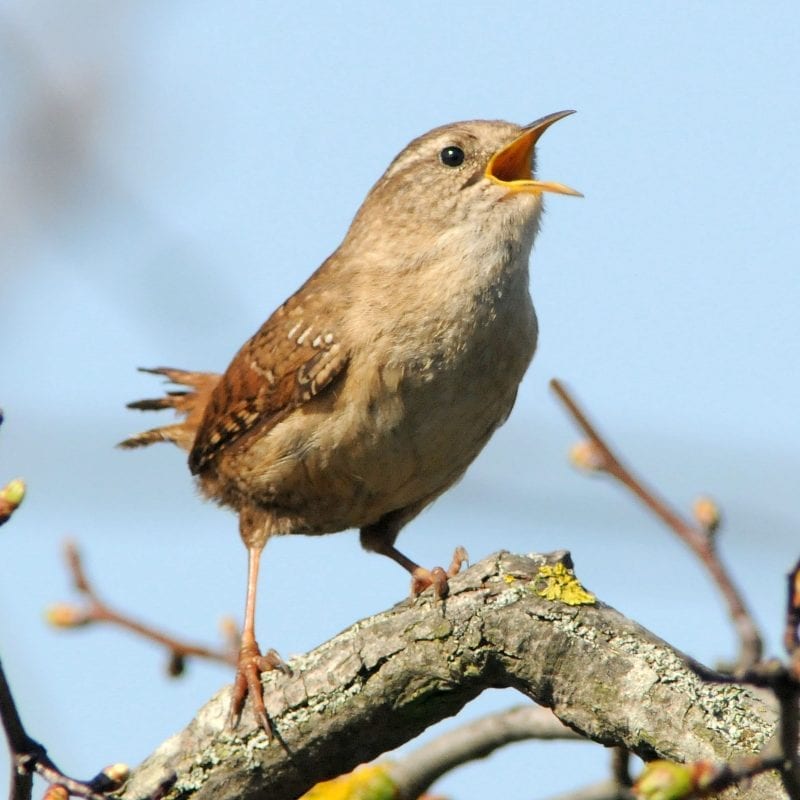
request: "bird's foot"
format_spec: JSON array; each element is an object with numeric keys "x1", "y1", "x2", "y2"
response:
[
  {"x1": 229, "y1": 638, "x2": 290, "y2": 734},
  {"x1": 410, "y1": 546, "x2": 469, "y2": 598}
]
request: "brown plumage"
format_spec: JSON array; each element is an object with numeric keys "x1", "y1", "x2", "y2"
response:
[{"x1": 122, "y1": 113, "x2": 579, "y2": 732}]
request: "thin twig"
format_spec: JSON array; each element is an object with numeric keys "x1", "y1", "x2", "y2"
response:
[
  {"x1": 389, "y1": 705, "x2": 582, "y2": 799},
  {"x1": 634, "y1": 753, "x2": 785, "y2": 799},
  {"x1": 1, "y1": 426, "x2": 174, "y2": 800},
  {"x1": 50, "y1": 541, "x2": 237, "y2": 671},
  {"x1": 610, "y1": 747, "x2": 632, "y2": 789},
  {"x1": 4, "y1": 602, "x2": 174, "y2": 800},
  {"x1": 1, "y1": 657, "x2": 36, "y2": 800},
  {"x1": 545, "y1": 778, "x2": 633, "y2": 800},
  {"x1": 698, "y1": 754, "x2": 786, "y2": 797},
  {"x1": 775, "y1": 683, "x2": 800, "y2": 799},
  {"x1": 1, "y1": 657, "x2": 130, "y2": 800},
  {"x1": 550, "y1": 378, "x2": 763, "y2": 671}
]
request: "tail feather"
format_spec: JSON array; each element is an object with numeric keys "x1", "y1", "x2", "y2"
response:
[
  {"x1": 127, "y1": 392, "x2": 191, "y2": 412},
  {"x1": 119, "y1": 367, "x2": 220, "y2": 453},
  {"x1": 119, "y1": 424, "x2": 191, "y2": 449}
]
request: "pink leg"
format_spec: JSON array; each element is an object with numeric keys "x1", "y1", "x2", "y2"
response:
[{"x1": 229, "y1": 544, "x2": 288, "y2": 733}]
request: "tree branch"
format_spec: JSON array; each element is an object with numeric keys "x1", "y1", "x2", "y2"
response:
[
  {"x1": 121, "y1": 551, "x2": 781, "y2": 800},
  {"x1": 389, "y1": 705, "x2": 581, "y2": 799}
]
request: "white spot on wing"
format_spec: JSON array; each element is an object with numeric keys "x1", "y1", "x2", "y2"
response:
[{"x1": 296, "y1": 326, "x2": 312, "y2": 345}]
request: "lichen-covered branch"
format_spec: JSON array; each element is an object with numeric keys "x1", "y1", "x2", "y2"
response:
[{"x1": 122, "y1": 551, "x2": 781, "y2": 800}]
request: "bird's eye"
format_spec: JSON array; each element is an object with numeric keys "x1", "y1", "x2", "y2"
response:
[{"x1": 439, "y1": 146, "x2": 465, "y2": 167}]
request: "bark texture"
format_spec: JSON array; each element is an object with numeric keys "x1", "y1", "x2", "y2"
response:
[{"x1": 122, "y1": 551, "x2": 781, "y2": 800}]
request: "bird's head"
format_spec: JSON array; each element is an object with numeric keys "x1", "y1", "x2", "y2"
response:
[{"x1": 345, "y1": 112, "x2": 581, "y2": 260}]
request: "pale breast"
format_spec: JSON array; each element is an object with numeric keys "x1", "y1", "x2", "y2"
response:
[{"x1": 354, "y1": 282, "x2": 538, "y2": 516}]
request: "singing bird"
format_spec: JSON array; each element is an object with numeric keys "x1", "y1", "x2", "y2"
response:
[{"x1": 121, "y1": 111, "x2": 580, "y2": 732}]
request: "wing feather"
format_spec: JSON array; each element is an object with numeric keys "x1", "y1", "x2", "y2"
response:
[{"x1": 189, "y1": 293, "x2": 347, "y2": 474}]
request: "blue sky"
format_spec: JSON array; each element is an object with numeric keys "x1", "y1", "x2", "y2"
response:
[{"x1": 1, "y1": 3, "x2": 798, "y2": 797}]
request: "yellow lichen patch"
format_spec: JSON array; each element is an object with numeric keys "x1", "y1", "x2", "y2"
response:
[
  {"x1": 299, "y1": 763, "x2": 397, "y2": 800},
  {"x1": 532, "y1": 563, "x2": 596, "y2": 606},
  {"x1": 503, "y1": 574, "x2": 516, "y2": 584}
]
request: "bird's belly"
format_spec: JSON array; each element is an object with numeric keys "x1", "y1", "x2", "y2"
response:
[
  {"x1": 220, "y1": 301, "x2": 536, "y2": 534},
  {"x1": 233, "y1": 392, "x2": 506, "y2": 534}
]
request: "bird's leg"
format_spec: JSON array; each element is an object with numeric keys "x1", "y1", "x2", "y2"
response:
[
  {"x1": 360, "y1": 513, "x2": 468, "y2": 598},
  {"x1": 229, "y1": 541, "x2": 288, "y2": 733}
]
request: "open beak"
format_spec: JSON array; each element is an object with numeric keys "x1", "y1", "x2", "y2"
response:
[{"x1": 486, "y1": 110, "x2": 582, "y2": 197}]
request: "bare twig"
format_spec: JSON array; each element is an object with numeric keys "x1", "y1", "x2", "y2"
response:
[
  {"x1": 0, "y1": 657, "x2": 36, "y2": 800},
  {"x1": 546, "y1": 778, "x2": 633, "y2": 800},
  {"x1": 774, "y1": 681, "x2": 800, "y2": 800},
  {"x1": 550, "y1": 378, "x2": 763, "y2": 671},
  {"x1": 1, "y1": 406, "x2": 161, "y2": 800},
  {"x1": 697, "y1": 754, "x2": 786, "y2": 797},
  {"x1": 389, "y1": 705, "x2": 582, "y2": 799},
  {"x1": 611, "y1": 747, "x2": 632, "y2": 790},
  {"x1": 2, "y1": 653, "x2": 142, "y2": 800},
  {"x1": 634, "y1": 752, "x2": 784, "y2": 799},
  {"x1": 48, "y1": 541, "x2": 237, "y2": 672}
]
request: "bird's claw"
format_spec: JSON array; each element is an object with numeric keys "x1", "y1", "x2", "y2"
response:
[
  {"x1": 259, "y1": 648, "x2": 291, "y2": 675},
  {"x1": 449, "y1": 546, "x2": 469, "y2": 577},
  {"x1": 229, "y1": 639, "x2": 287, "y2": 735},
  {"x1": 410, "y1": 546, "x2": 469, "y2": 598}
]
